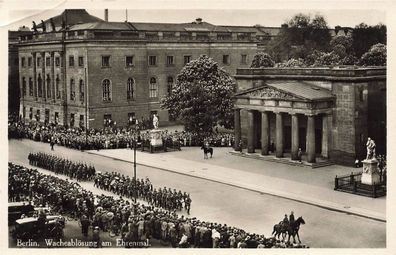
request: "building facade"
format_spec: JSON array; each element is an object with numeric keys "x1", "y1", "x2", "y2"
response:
[
  {"x1": 17, "y1": 9, "x2": 277, "y2": 129},
  {"x1": 233, "y1": 67, "x2": 386, "y2": 165}
]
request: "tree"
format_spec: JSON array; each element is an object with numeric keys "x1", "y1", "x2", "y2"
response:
[
  {"x1": 161, "y1": 56, "x2": 235, "y2": 133},
  {"x1": 352, "y1": 23, "x2": 386, "y2": 57},
  {"x1": 359, "y1": 43, "x2": 386, "y2": 66},
  {"x1": 276, "y1": 58, "x2": 306, "y2": 68},
  {"x1": 250, "y1": 52, "x2": 275, "y2": 68}
]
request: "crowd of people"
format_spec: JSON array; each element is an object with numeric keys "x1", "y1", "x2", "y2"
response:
[
  {"x1": 27, "y1": 152, "x2": 192, "y2": 213},
  {"x1": 9, "y1": 163, "x2": 307, "y2": 248},
  {"x1": 28, "y1": 152, "x2": 96, "y2": 181},
  {"x1": 8, "y1": 121, "x2": 235, "y2": 151}
]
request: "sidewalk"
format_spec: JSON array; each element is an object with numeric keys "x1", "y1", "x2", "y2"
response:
[{"x1": 87, "y1": 147, "x2": 386, "y2": 222}]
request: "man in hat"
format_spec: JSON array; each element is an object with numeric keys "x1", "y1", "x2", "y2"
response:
[
  {"x1": 92, "y1": 226, "x2": 101, "y2": 248},
  {"x1": 80, "y1": 214, "x2": 91, "y2": 237},
  {"x1": 289, "y1": 211, "x2": 295, "y2": 226}
]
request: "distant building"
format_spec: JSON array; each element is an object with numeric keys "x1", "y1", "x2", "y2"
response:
[
  {"x1": 233, "y1": 67, "x2": 386, "y2": 165},
  {"x1": 16, "y1": 9, "x2": 276, "y2": 128}
]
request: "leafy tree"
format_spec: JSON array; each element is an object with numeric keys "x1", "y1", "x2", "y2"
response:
[
  {"x1": 276, "y1": 58, "x2": 306, "y2": 68},
  {"x1": 309, "y1": 51, "x2": 341, "y2": 67},
  {"x1": 359, "y1": 43, "x2": 386, "y2": 66},
  {"x1": 250, "y1": 52, "x2": 275, "y2": 68},
  {"x1": 352, "y1": 23, "x2": 386, "y2": 57},
  {"x1": 161, "y1": 56, "x2": 235, "y2": 133}
]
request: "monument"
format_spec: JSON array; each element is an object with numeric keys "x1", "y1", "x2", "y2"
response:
[
  {"x1": 361, "y1": 137, "x2": 380, "y2": 185},
  {"x1": 149, "y1": 114, "x2": 163, "y2": 148}
]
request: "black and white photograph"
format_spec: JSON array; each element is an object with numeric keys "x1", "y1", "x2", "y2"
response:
[{"x1": 2, "y1": 0, "x2": 393, "y2": 252}]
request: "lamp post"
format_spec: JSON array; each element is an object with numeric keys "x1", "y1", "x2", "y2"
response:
[{"x1": 133, "y1": 119, "x2": 139, "y2": 203}]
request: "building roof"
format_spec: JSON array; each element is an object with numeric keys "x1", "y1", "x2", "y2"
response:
[
  {"x1": 70, "y1": 21, "x2": 133, "y2": 31},
  {"x1": 235, "y1": 81, "x2": 334, "y2": 101},
  {"x1": 37, "y1": 9, "x2": 103, "y2": 29}
]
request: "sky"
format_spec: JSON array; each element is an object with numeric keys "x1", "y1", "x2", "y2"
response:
[{"x1": 4, "y1": 8, "x2": 386, "y2": 30}]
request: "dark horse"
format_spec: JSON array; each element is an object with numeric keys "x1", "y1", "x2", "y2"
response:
[
  {"x1": 272, "y1": 216, "x2": 305, "y2": 243},
  {"x1": 287, "y1": 216, "x2": 305, "y2": 243},
  {"x1": 201, "y1": 146, "x2": 213, "y2": 159}
]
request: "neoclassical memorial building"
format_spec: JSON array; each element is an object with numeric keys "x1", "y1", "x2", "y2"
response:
[{"x1": 233, "y1": 67, "x2": 386, "y2": 166}]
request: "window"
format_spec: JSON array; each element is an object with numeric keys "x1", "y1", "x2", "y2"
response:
[
  {"x1": 148, "y1": 56, "x2": 157, "y2": 66},
  {"x1": 46, "y1": 75, "x2": 51, "y2": 98},
  {"x1": 359, "y1": 89, "x2": 365, "y2": 102},
  {"x1": 22, "y1": 77, "x2": 26, "y2": 96},
  {"x1": 149, "y1": 77, "x2": 158, "y2": 98},
  {"x1": 78, "y1": 56, "x2": 84, "y2": 67},
  {"x1": 37, "y1": 57, "x2": 41, "y2": 67},
  {"x1": 166, "y1": 56, "x2": 174, "y2": 66},
  {"x1": 167, "y1": 76, "x2": 174, "y2": 95},
  {"x1": 55, "y1": 57, "x2": 60, "y2": 67},
  {"x1": 104, "y1": 114, "x2": 112, "y2": 126},
  {"x1": 127, "y1": 78, "x2": 135, "y2": 100},
  {"x1": 29, "y1": 108, "x2": 33, "y2": 120},
  {"x1": 79, "y1": 115, "x2": 84, "y2": 127},
  {"x1": 45, "y1": 109, "x2": 50, "y2": 124},
  {"x1": 37, "y1": 74, "x2": 42, "y2": 97},
  {"x1": 70, "y1": 78, "x2": 75, "y2": 100},
  {"x1": 28, "y1": 57, "x2": 32, "y2": 67},
  {"x1": 79, "y1": 79, "x2": 84, "y2": 102},
  {"x1": 22, "y1": 107, "x2": 26, "y2": 119},
  {"x1": 184, "y1": 55, "x2": 191, "y2": 65},
  {"x1": 55, "y1": 75, "x2": 60, "y2": 99},
  {"x1": 21, "y1": 57, "x2": 25, "y2": 67},
  {"x1": 241, "y1": 54, "x2": 247, "y2": 64},
  {"x1": 54, "y1": 112, "x2": 59, "y2": 124},
  {"x1": 223, "y1": 55, "x2": 230, "y2": 65},
  {"x1": 29, "y1": 78, "x2": 33, "y2": 96},
  {"x1": 77, "y1": 30, "x2": 84, "y2": 36},
  {"x1": 46, "y1": 57, "x2": 50, "y2": 67},
  {"x1": 102, "y1": 79, "x2": 111, "y2": 101},
  {"x1": 128, "y1": 112, "x2": 136, "y2": 125},
  {"x1": 102, "y1": 56, "x2": 110, "y2": 67},
  {"x1": 70, "y1": 113, "x2": 75, "y2": 127},
  {"x1": 36, "y1": 109, "x2": 40, "y2": 121},
  {"x1": 69, "y1": 56, "x2": 74, "y2": 67},
  {"x1": 125, "y1": 56, "x2": 134, "y2": 67}
]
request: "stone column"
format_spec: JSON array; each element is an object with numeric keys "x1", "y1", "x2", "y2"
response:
[
  {"x1": 275, "y1": 112, "x2": 284, "y2": 158},
  {"x1": 32, "y1": 52, "x2": 37, "y2": 98},
  {"x1": 321, "y1": 114, "x2": 329, "y2": 158},
  {"x1": 291, "y1": 113, "x2": 299, "y2": 160},
  {"x1": 41, "y1": 52, "x2": 46, "y2": 101},
  {"x1": 307, "y1": 114, "x2": 316, "y2": 163},
  {"x1": 261, "y1": 111, "x2": 269, "y2": 155},
  {"x1": 234, "y1": 109, "x2": 241, "y2": 151},
  {"x1": 247, "y1": 110, "x2": 255, "y2": 153}
]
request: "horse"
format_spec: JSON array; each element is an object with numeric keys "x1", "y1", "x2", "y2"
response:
[
  {"x1": 201, "y1": 146, "x2": 213, "y2": 159},
  {"x1": 287, "y1": 216, "x2": 305, "y2": 243},
  {"x1": 272, "y1": 221, "x2": 288, "y2": 241}
]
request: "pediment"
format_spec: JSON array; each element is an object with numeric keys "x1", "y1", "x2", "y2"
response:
[{"x1": 235, "y1": 86, "x2": 304, "y2": 101}]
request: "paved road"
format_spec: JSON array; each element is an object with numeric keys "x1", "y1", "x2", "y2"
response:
[{"x1": 8, "y1": 139, "x2": 386, "y2": 248}]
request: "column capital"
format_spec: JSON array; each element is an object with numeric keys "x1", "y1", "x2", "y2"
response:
[{"x1": 304, "y1": 113, "x2": 316, "y2": 117}]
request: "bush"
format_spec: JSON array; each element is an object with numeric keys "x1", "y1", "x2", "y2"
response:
[
  {"x1": 276, "y1": 58, "x2": 306, "y2": 68},
  {"x1": 359, "y1": 43, "x2": 386, "y2": 66},
  {"x1": 311, "y1": 51, "x2": 340, "y2": 67},
  {"x1": 250, "y1": 52, "x2": 275, "y2": 68}
]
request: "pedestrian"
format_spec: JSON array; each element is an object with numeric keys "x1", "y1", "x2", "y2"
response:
[
  {"x1": 289, "y1": 211, "x2": 295, "y2": 226},
  {"x1": 81, "y1": 214, "x2": 91, "y2": 237},
  {"x1": 298, "y1": 148, "x2": 302, "y2": 162},
  {"x1": 50, "y1": 136, "x2": 55, "y2": 151},
  {"x1": 92, "y1": 226, "x2": 101, "y2": 248}
]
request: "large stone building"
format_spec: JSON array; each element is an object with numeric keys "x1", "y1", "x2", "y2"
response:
[
  {"x1": 233, "y1": 67, "x2": 386, "y2": 165},
  {"x1": 17, "y1": 9, "x2": 279, "y2": 128}
]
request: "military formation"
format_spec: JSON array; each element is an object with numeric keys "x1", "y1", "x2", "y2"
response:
[{"x1": 9, "y1": 163, "x2": 307, "y2": 248}]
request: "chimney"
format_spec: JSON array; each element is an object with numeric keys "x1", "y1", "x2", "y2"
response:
[
  {"x1": 104, "y1": 9, "x2": 109, "y2": 22},
  {"x1": 195, "y1": 18, "x2": 202, "y2": 24}
]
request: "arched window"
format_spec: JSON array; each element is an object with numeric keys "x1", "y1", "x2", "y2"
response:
[
  {"x1": 79, "y1": 79, "x2": 84, "y2": 102},
  {"x1": 149, "y1": 77, "x2": 158, "y2": 98},
  {"x1": 55, "y1": 75, "x2": 60, "y2": 99},
  {"x1": 46, "y1": 74, "x2": 51, "y2": 98},
  {"x1": 167, "y1": 76, "x2": 174, "y2": 95},
  {"x1": 37, "y1": 74, "x2": 42, "y2": 97},
  {"x1": 29, "y1": 77, "x2": 33, "y2": 96},
  {"x1": 127, "y1": 78, "x2": 135, "y2": 100},
  {"x1": 22, "y1": 77, "x2": 26, "y2": 96},
  {"x1": 70, "y1": 78, "x2": 75, "y2": 100},
  {"x1": 102, "y1": 79, "x2": 111, "y2": 101}
]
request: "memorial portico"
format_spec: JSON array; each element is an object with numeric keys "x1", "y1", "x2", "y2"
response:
[{"x1": 233, "y1": 81, "x2": 335, "y2": 163}]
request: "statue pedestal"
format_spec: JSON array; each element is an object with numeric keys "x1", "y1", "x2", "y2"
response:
[
  {"x1": 149, "y1": 129, "x2": 163, "y2": 147},
  {"x1": 361, "y1": 158, "x2": 381, "y2": 185}
]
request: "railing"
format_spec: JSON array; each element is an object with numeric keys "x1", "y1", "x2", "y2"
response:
[{"x1": 334, "y1": 171, "x2": 386, "y2": 198}]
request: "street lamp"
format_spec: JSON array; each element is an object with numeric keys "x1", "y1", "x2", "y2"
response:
[{"x1": 132, "y1": 119, "x2": 140, "y2": 203}]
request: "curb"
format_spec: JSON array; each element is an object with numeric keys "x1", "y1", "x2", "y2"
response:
[{"x1": 86, "y1": 151, "x2": 386, "y2": 223}]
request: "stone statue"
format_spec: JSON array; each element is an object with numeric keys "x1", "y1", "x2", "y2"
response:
[
  {"x1": 32, "y1": 21, "x2": 38, "y2": 32},
  {"x1": 152, "y1": 114, "x2": 159, "y2": 129},
  {"x1": 366, "y1": 137, "x2": 376, "y2": 160},
  {"x1": 41, "y1": 20, "x2": 46, "y2": 32},
  {"x1": 50, "y1": 18, "x2": 56, "y2": 32}
]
